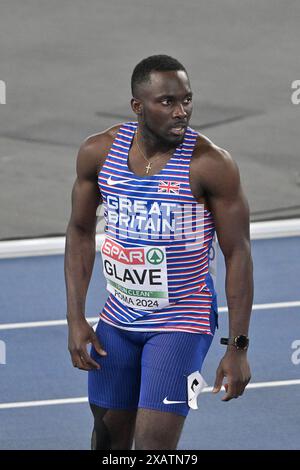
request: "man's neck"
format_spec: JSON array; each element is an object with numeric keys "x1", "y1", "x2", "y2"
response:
[{"x1": 136, "y1": 123, "x2": 176, "y2": 158}]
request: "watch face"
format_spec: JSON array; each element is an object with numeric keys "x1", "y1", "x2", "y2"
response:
[{"x1": 235, "y1": 335, "x2": 249, "y2": 349}]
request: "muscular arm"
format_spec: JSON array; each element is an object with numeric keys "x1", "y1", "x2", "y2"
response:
[
  {"x1": 206, "y1": 149, "x2": 253, "y2": 337},
  {"x1": 65, "y1": 139, "x2": 101, "y2": 322},
  {"x1": 64, "y1": 130, "x2": 116, "y2": 370},
  {"x1": 196, "y1": 145, "x2": 253, "y2": 400}
]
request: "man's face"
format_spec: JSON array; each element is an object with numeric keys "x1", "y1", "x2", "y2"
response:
[{"x1": 132, "y1": 70, "x2": 193, "y2": 145}]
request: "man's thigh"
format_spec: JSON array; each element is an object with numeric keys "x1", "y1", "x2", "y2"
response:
[
  {"x1": 134, "y1": 330, "x2": 214, "y2": 449},
  {"x1": 88, "y1": 321, "x2": 142, "y2": 409},
  {"x1": 138, "y1": 329, "x2": 214, "y2": 417}
]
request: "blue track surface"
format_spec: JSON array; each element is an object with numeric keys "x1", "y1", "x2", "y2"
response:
[{"x1": 0, "y1": 237, "x2": 299, "y2": 449}]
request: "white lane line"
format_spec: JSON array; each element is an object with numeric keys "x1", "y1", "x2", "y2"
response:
[
  {"x1": 0, "y1": 301, "x2": 299, "y2": 331},
  {"x1": 1, "y1": 379, "x2": 299, "y2": 410},
  {"x1": 0, "y1": 397, "x2": 88, "y2": 409},
  {"x1": 0, "y1": 317, "x2": 100, "y2": 330},
  {"x1": 218, "y1": 300, "x2": 300, "y2": 313},
  {"x1": 0, "y1": 218, "x2": 300, "y2": 259}
]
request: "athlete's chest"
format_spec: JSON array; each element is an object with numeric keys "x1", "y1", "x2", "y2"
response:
[{"x1": 127, "y1": 148, "x2": 174, "y2": 178}]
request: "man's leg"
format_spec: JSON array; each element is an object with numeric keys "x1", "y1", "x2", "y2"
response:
[
  {"x1": 134, "y1": 323, "x2": 216, "y2": 449},
  {"x1": 134, "y1": 409, "x2": 185, "y2": 450},
  {"x1": 90, "y1": 404, "x2": 137, "y2": 450},
  {"x1": 88, "y1": 321, "x2": 143, "y2": 450}
]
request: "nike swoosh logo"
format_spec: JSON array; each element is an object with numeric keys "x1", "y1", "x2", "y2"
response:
[
  {"x1": 106, "y1": 175, "x2": 132, "y2": 186},
  {"x1": 163, "y1": 397, "x2": 186, "y2": 405}
]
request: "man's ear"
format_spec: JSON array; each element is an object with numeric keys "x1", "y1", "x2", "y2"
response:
[{"x1": 131, "y1": 98, "x2": 143, "y2": 115}]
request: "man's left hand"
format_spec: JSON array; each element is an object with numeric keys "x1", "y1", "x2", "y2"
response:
[{"x1": 212, "y1": 350, "x2": 251, "y2": 401}]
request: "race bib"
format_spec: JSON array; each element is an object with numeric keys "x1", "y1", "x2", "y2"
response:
[{"x1": 101, "y1": 237, "x2": 169, "y2": 310}]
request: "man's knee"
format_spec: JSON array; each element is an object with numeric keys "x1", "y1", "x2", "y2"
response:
[
  {"x1": 90, "y1": 404, "x2": 110, "y2": 450},
  {"x1": 134, "y1": 409, "x2": 186, "y2": 450},
  {"x1": 90, "y1": 404, "x2": 137, "y2": 450},
  {"x1": 135, "y1": 428, "x2": 171, "y2": 450},
  {"x1": 91, "y1": 420, "x2": 111, "y2": 450}
]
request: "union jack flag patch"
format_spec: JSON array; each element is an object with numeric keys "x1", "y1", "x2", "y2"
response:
[{"x1": 158, "y1": 181, "x2": 181, "y2": 194}]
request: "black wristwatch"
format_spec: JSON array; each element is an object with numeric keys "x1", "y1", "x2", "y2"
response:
[{"x1": 220, "y1": 335, "x2": 249, "y2": 350}]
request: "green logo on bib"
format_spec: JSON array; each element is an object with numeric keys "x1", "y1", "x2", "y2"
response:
[{"x1": 147, "y1": 248, "x2": 164, "y2": 265}]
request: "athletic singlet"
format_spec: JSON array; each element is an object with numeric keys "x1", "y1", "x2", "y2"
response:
[{"x1": 97, "y1": 122, "x2": 217, "y2": 334}]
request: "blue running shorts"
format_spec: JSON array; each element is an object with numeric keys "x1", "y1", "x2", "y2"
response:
[{"x1": 88, "y1": 310, "x2": 217, "y2": 417}]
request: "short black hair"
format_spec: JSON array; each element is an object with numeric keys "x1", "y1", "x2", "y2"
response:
[{"x1": 131, "y1": 54, "x2": 187, "y2": 97}]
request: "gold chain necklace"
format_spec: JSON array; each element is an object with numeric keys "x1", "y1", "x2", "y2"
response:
[{"x1": 135, "y1": 130, "x2": 173, "y2": 174}]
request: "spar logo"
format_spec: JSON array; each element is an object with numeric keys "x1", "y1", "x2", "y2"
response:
[
  {"x1": 102, "y1": 238, "x2": 145, "y2": 264},
  {"x1": 146, "y1": 248, "x2": 164, "y2": 265}
]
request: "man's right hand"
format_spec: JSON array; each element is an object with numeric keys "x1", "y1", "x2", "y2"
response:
[{"x1": 67, "y1": 318, "x2": 107, "y2": 371}]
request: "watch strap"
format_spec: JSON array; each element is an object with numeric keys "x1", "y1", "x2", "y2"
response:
[{"x1": 220, "y1": 335, "x2": 249, "y2": 349}]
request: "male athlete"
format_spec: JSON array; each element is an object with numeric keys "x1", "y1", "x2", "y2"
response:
[{"x1": 65, "y1": 55, "x2": 253, "y2": 450}]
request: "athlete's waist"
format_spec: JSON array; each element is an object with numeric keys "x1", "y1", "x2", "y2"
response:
[{"x1": 101, "y1": 232, "x2": 214, "y2": 250}]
